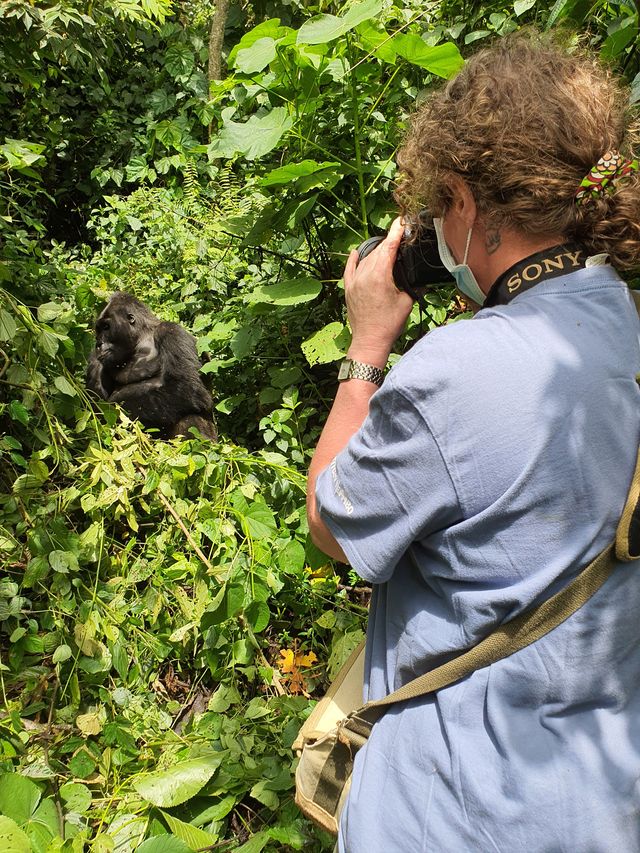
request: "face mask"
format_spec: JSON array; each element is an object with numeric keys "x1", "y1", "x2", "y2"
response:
[{"x1": 433, "y1": 217, "x2": 487, "y2": 306}]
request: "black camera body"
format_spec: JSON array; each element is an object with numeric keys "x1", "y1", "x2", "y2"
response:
[{"x1": 357, "y1": 226, "x2": 449, "y2": 300}]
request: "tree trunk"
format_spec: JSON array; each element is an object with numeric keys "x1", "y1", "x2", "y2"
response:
[{"x1": 208, "y1": 0, "x2": 230, "y2": 84}]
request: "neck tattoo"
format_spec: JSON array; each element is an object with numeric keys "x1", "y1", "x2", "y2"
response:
[{"x1": 485, "y1": 229, "x2": 502, "y2": 255}]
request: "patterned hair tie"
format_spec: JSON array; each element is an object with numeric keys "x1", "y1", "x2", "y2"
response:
[{"x1": 575, "y1": 150, "x2": 639, "y2": 205}]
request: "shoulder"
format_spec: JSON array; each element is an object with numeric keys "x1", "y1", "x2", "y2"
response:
[{"x1": 155, "y1": 321, "x2": 197, "y2": 346}]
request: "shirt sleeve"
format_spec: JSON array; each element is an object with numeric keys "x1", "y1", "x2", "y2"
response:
[{"x1": 315, "y1": 375, "x2": 461, "y2": 583}]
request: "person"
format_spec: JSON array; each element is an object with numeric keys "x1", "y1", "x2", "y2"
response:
[{"x1": 306, "y1": 33, "x2": 640, "y2": 852}]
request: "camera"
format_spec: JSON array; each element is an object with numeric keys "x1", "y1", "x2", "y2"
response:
[{"x1": 356, "y1": 221, "x2": 449, "y2": 300}]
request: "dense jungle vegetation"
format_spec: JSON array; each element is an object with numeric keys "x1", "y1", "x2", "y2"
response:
[{"x1": 1, "y1": 0, "x2": 639, "y2": 849}]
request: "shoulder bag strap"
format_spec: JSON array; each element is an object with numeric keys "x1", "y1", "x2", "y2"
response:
[{"x1": 342, "y1": 543, "x2": 619, "y2": 747}]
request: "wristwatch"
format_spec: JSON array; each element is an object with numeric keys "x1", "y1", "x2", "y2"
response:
[{"x1": 337, "y1": 358, "x2": 385, "y2": 387}]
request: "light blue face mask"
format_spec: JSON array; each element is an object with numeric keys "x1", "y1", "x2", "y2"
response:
[{"x1": 433, "y1": 218, "x2": 487, "y2": 306}]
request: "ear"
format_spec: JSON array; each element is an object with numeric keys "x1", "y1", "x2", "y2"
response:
[
  {"x1": 127, "y1": 313, "x2": 136, "y2": 325},
  {"x1": 446, "y1": 174, "x2": 477, "y2": 229}
]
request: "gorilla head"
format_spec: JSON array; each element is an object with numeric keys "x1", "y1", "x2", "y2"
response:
[
  {"x1": 93, "y1": 293, "x2": 157, "y2": 371},
  {"x1": 86, "y1": 292, "x2": 217, "y2": 441}
]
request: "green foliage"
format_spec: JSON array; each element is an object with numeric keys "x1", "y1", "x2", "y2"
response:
[{"x1": 2, "y1": 0, "x2": 639, "y2": 849}]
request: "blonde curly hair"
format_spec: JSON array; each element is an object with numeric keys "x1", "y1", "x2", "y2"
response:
[{"x1": 395, "y1": 32, "x2": 640, "y2": 271}]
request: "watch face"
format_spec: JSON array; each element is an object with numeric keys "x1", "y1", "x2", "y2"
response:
[{"x1": 338, "y1": 360, "x2": 352, "y2": 381}]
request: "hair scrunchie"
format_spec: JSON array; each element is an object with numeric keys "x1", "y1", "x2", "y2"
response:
[{"x1": 575, "y1": 150, "x2": 639, "y2": 205}]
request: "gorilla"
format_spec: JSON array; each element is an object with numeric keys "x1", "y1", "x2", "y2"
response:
[{"x1": 86, "y1": 292, "x2": 218, "y2": 441}]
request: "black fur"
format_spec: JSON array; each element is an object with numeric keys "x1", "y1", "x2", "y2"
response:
[{"x1": 86, "y1": 292, "x2": 217, "y2": 440}]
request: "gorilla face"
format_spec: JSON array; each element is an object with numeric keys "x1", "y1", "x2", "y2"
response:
[
  {"x1": 94, "y1": 309, "x2": 136, "y2": 368},
  {"x1": 93, "y1": 293, "x2": 153, "y2": 368}
]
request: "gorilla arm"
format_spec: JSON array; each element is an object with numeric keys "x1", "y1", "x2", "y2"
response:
[
  {"x1": 112, "y1": 328, "x2": 162, "y2": 386},
  {"x1": 108, "y1": 322, "x2": 213, "y2": 429},
  {"x1": 86, "y1": 350, "x2": 113, "y2": 399}
]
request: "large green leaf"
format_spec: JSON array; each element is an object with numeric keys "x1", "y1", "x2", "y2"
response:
[
  {"x1": 260, "y1": 159, "x2": 339, "y2": 187},
  {"x1": 301, "y1": 322, "x2": 350, "y2": 366},
  {"x1": 235, "y1": 37, "x2": 278, "y2": 73},
  {"x1": 228, "y1": 18, "x2": 288, "y2": 66},
  {"x1": 242, "y1": 501, "x2": 278, "y2": 539},
  {"x1": 356, "y1": 19, "x2": 398, "y2": 63},
  {"x1": 164, "y1": 44, "x2": 194, "y2": 79},
  {"x1": 106, "y1": 812, "x2": 147, "y2": 852},
  {"x1": 160, "y1": 811, "x2": 218, "y2": 850},
  {"x1": 133, "y1": 757, "x2": 223, "y2": 808},
  {"x1": 25, "y1": 797, "x2": 58, "y2": 853},
  {"x1": 0, "y1": 774, "x2": 41, "y2": 825},
  {"x1": 235, "y1": 831, "x2": 271, "y2": 853},
  {"x1": 0, "y1": 816, "x2": 31, "y2": 853},
  {"x1": 208, "y1": 108, "x2": 292, "y2": 160},
  {"x1": 600, "y1": 22, "x2": 638, "y2": 60},
  {"x1": 393, "y1": 36, "x2": 464, "y2": 78},
  {"x1": 53, "y1": 376, "x2": 77, "y2": 397},
  {"x1": 514, "y1": 0, "x2": 536, "y2": 15},
  {"x1": 0, "y1": 309, "x2": 18, "y2": 342},
  {"x1": 250, "y1": 277, "x2": 322, "y2": 306},
  {"x1": 137, "y1": 837, "x2": 191, "y2": 853},
  {"x1": 297, "y1": 0, "x2": 382, "y2": 44}
]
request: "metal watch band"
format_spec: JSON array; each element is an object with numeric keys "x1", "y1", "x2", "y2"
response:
[{"x1": 338, "y1": 358, "x2": 385, "y2": 387}]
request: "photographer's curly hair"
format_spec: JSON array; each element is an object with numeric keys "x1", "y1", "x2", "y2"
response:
[{"x1": 395, "y1": 32, "x2": 640, "y2": 271}]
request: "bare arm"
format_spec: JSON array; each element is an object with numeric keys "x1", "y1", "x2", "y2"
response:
[{"x1": 307, "y1": 218, "x2": 413, "y2": 561}]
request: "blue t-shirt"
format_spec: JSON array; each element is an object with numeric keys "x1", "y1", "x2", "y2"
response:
[{"x1": 316, "y1": 265, "x2": 640, "y2": 852}]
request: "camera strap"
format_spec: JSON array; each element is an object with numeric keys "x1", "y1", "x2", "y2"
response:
[{"x1": 484, "y1": 242, "x2": 588, "y2": 308}]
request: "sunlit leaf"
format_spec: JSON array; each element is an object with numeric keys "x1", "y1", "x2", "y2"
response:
[
  {"x1": 137, "y1": 837, "x2": 191, "y2": 853},
  {"x1": 0, "y1": 774, "x2": 41, "y2": 825},
  {"x1": 106, "y1": 812, "x2": 147, "y2": 852},
  {"x1": 393, "y1": 36, "x2": 464, "y2": 78},
  {"x1": 76, "y1": 709, "x2": 105, "y2": 736},
  {"x1": 227, "y1": 18, "x2": 288, "y2": 66},
  {"x1": 208, "y1": 108, "x2": 292, "y2": 160},
  {"x1": 0, "y1": 815, "x2": 30, "y2": 853},
  {"x1": 54, "y1": 376, "x2": 77, "y2": 396},
  {"x1": 52, "y1": 644, "x2": 72, "y2": 664},
  {"x1": 160, "y1": 811, "x2": 218, "y2": 850},
  {"x1": 356, "y1": 19, "x2": 397, "y2": 63},
  {"x1": 134, "y1": 757, "x2": 223, "y2": 807},
  {"x1": 235, "y1": 831, "x2": 270, "y2": 853},
  {"x1": 250, "y1": 277, "x2": 322, "y2": 306},
  {"x1": 297, "y1": 0, "x2": 383, "y2": 44},
  {"x1": 235, "y1": 37, "x2": 278, "y2": 73},
  {"x1": 301, "y1": 321, "x2": 350, "y2": 366},
  {"x1": 241, "y1": 501, "x2": 277, "y2": 539},
  {"x1": 514, "y1": 0, "x2": 535, "y2": 15},
  {"x1": 59, "y1": 782, "x2": 92, "y2": 814},
  {"x1": 260, "y1": 160, "x2": 339, "y2": 186}
]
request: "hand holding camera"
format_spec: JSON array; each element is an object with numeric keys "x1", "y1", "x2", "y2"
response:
[
  {"x1": 356, "y1": 215, "x2": 450, "y2": 300},
  {"x1": 344, "y1": 218, "x2": 414, "y2": 367}
]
